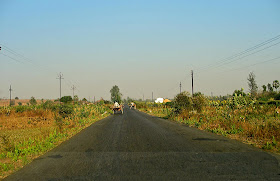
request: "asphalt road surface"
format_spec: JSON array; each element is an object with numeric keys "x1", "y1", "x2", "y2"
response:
[{"x1": 5, "y1": 106, "x2": 280, "y2": 180}]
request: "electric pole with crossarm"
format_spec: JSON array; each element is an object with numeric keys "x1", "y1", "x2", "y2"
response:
[
  {"x1": 191, "y1": 70, "x2": 194, "y2": 96},
  {"x1": 57, "y1": 72, "x2": 64, "y2": 105},
  {"x1": 9, "y1": 85, "x2": 12, "y2": 106}
]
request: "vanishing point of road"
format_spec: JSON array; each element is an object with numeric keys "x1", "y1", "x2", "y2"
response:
[{"x1": 5, "y1": 106, "x2": 280, "y2": 180}]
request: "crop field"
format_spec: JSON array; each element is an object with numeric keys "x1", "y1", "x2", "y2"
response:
[
  {"x1": 0, "y1": 101, "x2": 111, "y2": 179},
  {"x1": 0, "y1": 99, "x2": 46, "y2": 107},
  {"x1": 137, "y1": 94, "x2": 280, "y2": 154}
]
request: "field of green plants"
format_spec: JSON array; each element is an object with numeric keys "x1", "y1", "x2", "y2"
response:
[
  {"x1": 138, "y1": 91, "x2": 280, "y2": 154},
  {"x1": 0, "y1": 101, "x2": 111, "y2": 179}
]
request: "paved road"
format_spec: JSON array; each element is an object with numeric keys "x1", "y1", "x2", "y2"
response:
[{"x1": 5, "y1": 106, "x2": 280, "y2": 180}]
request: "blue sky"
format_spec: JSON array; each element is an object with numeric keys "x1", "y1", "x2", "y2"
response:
[{"x1": 1, "y1": 0, "x2": 280, "y2": 100}]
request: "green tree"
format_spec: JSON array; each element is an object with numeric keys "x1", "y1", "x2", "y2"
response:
[
  {"x1": 247, "y1": 72, "x2": 258, "y2": 96},
  {"x1": 110, "y1": 85, "x2": 122, "y2": 103},
  {"x1": 174, "y1": 91, "x2": 193, "y2": 113},
  {"x1": 60, "y1": 96, "x2": 73, "y2": 104},
  {"x1": 82, "y1": 98, "x2": 88, "y2": 102},
  {"x1": 192, "y1": 92, "x2": 207, "y2": 113},
  {"x1": 73, "y1": 95, "x2": 79, "y2": 102},
  {"x1": 15, "y1": 97, "x2": 19, "y2": 100},
  {"x1": 29, "y1": 96, "x2": 37, "y2": 105},
  {"x1": 233, "y1": 88, "x2": 246, "y2": 96},
  {"x1": 267, "y1": 83, "x2": 273, "y2": 92},
  {"x1": 273, "y1": 80, "x2": 279, "y2": 92},
  {"x1": 262, "y1": 85, "x2": 267, "y2": 92}
]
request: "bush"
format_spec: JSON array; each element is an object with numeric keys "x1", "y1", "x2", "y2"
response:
[
  {"x1": 60, "y1": 96, "x2": 73, "y2": 104},
  {"x1": 192, "y1": 94, "x2": 207, "y2": 113},
  {"x1": 257, "y1": 100, "x2": 280, "y2": 106},
  {"x1": 10, "y1": 100, "x2": 15, "y2": 106},
  {"x1": 15, "y1": 106, "x2": 30, "y2": 113},
  {"x1": 275, "y1": 93, "x2": 280, "y2": 100},
  {"x1": 42, "y1": 100, "x2": 56, "y2": 110},
  {"x1": 232, "y1": 88, "x2": 246, "y2": 97},
  {"x1": 29, "y1": 97, "x2": 37, "y2": 105},
  {"x1": 165, "y1": 102, "x2": 173, "y2": 107},
  {"x1": 59, "y1": 104, "x2": 74, "y2": 118},
  {"x1": 173, "y1": 92, "x2": 192, "y2": 114}
]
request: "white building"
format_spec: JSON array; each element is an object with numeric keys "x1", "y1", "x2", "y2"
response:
[{"x1": 155, "y1": 98, "x2": 164, "y2": 103}]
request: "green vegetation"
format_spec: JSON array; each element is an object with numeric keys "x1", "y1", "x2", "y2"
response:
[
  {"x1": 138, "y1": 94, "x2": 280, "y2": 154},
  {"x1": 29, "y1": 96, "x2": 37, "y2": 105},
  {"x1": 137, "y1": 73, "x2": 280, "y2": 154},
  {"x1": 0, "y1": 102, "x2": 111, "y2": 179},
  {"x1": 110, "y1": 85, "x2": 122, "y2": 103},
  {"x1": 60, "y1": 96, "x2": 73, "y2": 104},
  {"x1": 247, "y1": 72, "x2": 258, "y2": 97}
]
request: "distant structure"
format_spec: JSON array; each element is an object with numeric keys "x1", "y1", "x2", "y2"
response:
[
  {"x1": 155, "y1": 98, "x2": 171, "y2": 103},
  {"x1": 163, "y1": 99, "x2": 171, "y2": 103},
  {"x1": 155, "y1": 98, "x2": 164, "y2": 103}
]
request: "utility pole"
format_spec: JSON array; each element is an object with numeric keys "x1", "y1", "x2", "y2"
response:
[
  {"x1": 180, "y1": 82, "x2": 182, "y2": 93},
  {"x1": 71, "y1": 85, "x2": 76, "y2": 100},
  {"x1": 57, "y1": 72, "x2": 64, "y2": 105},
  {"x1": 9, "y1": 85, "x2": 12, "y2": 106},
  {"x1": 191, "y1": 70, "x2": 194, "y2": 96}
]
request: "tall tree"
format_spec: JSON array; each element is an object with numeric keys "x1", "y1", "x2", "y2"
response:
[
  {"x1": 29, "y1": 96, "x2": 37, "y2": 105},
  {"x1": 273, "y1": 80, "x2": 279, "y2": 92},
  {"x1": 262, "y1": 85, "x2": 267, "y2": 92},
  {"x1": 267, "y1": 83, "x2": 273, "y2": 92},
  {"x1": 60, "y1": 96, "x2": 73, "y2": 104},
  {"x1": 247, "y1": 72, "x2": 258, "y2": 96},
  {"x1": 110, "y1": 85, "x2": 122, "y2": 103}
]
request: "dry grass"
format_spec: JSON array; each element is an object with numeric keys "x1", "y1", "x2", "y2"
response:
[
  {"x1": 139, "y1": 104, "x2": 280, "y2": 154},
  {"x1": 0, "y1": 104, "x2": 110, "y2": 179},
  {"x1": 0, "y1": 99, "x2": 54, "y2": 106},
  {"x1": 0, "y1": 110, "x2": 55, "y2": 131}
]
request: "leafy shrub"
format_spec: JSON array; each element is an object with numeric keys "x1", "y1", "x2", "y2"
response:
[
  {"x1": 42, "y1": 100, "x2": 55, "y2": 109},
  {"x1": 192, "y1": 94, "x2": 207, "y2": 113},
  {"x1": 18, "y1": 102, "x2": 22, "y2": 106},
  {"x1": 60, "y1": 96, "x2": 73, "y2": 104},
  {"x1": 29, "y1": 97, "x2": 37, "y2": 105},
  {"x1": 10, "y1": 100, "x2": 15, "y2": 106},
  {"x1": 275, "y1": 93, "x2": 280, "y2": 100},
  {"x1": 15, "y1": 105, "x2": 29, "y2": 113},
  {"x1": 232, "y1": 88, "x2": 246, "y2": 96},
  {"x1": 59, "y1": 104, "x2": 74, "y2": 118},
  {"x1": 165, "y1": 102, "x2": 173, "y2": 107},
  {"x1": 173, "y1": 91, "x2": 192, "y2": 114}
]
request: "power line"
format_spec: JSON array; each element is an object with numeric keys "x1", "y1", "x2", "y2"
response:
[
  {"x1": 0, "y1": 52, "x2": 23, "y2": 63},
  {"x1": 220, "y1": 56, "x2": 280, "y2": 74},
  {"x1": 0, "y1": 44, "x2": 57, "y2": 73},
  {"x1": 197, "y1": 41, "x2": 280, "y2": 74},
  {"x1": 196, "y1": 34, "x2": 280, "y2": 72}
]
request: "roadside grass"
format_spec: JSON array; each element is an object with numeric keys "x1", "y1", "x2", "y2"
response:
[
  {"x1": 0, "y1": 103, "x2": 110, "y2": 179},
  {"x1": 138, "y1": 102, "x2": 280, "y2": 154}
]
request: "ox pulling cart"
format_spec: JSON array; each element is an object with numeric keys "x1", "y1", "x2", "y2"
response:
[
  {"x1": 112, "y1": 102, "x2": 123, "y2": 114},
  {"x1": 129, "y1": 102, "x2": 136, "y2": 109}
]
